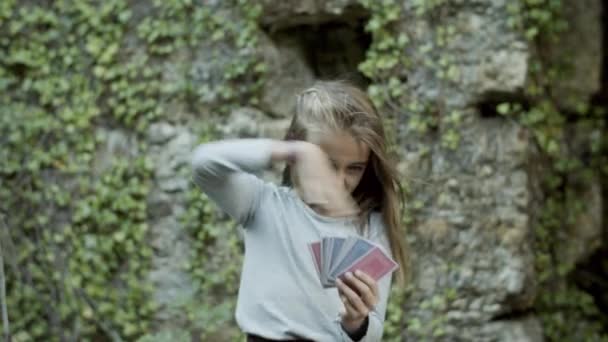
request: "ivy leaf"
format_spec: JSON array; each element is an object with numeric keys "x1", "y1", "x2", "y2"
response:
[
  {"x1": 496, "y1": 103, "x2": 511, "y2": 115},
  {"x1": 525, "y1": 27, "x2": 539, "y2": 40}
]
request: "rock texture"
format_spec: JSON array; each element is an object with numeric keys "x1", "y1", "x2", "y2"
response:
[
  {"x1": 146, "y1": 124, "x2": 198, "y2": 322},
  {"x1": 540, "y1": 0, "x2": 603, "y2": 111},
  {"x1": 258, "y1": 0, "x2": 368, "y2": 30}
]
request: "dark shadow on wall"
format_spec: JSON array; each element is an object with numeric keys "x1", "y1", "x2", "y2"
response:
[{"x1": 263, "y1": 14, "x2": 372, "y2": 88}]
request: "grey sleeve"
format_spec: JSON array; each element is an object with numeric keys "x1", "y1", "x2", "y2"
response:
[{"x1": 190, "y1": 139, "x2": 274, "y2": 226}]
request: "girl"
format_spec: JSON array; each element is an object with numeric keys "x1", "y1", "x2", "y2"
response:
[{"x1": 191, "y1": 80, "x2": 408, "y2": 342}]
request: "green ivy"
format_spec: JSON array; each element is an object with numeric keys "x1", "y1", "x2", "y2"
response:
[
  {"x1": 498, "y1": 1, "x2": 608, "y2": 340},
  {"x1": 359, "y1": 0, "x2": 465, "y2": 154},
  {"x1": 172, "y1": 127, "x2": 244, "y2": 340},
  {"x1": 179, "y1": 188, "x2": 243, "y2": 341},
  {"x1": 358, "y1": 0, "x2": 408, "y2": 108},
  {"x1": 382, "y1": 286, "x2": 409, "y2": 342},
  {"x1": 1, "y1": 0, "x2": 265, "y2": 340},
  {"x1": 135, "y1": 0, "x2": 265, "y2": 114},
  {"x1": 67, "y1": 157, "x2": 156, "y2": 339}
]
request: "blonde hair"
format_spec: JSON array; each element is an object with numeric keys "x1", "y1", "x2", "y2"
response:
[{"x1": 282, "y1": 80, "x2": 409, "y2": 286}]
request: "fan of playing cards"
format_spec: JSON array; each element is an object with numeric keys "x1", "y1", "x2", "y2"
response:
[{"x1": 308, "y1": 236, "x2": 398, "y2": 288}]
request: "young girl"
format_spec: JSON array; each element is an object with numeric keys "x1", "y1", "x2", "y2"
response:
[{"x1": 191, "y1": 81, "x2": 408, "y2": 342}]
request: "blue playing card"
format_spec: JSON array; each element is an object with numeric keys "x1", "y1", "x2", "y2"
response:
[
  {"x1": 328, "y1": 238, "x2": 374, "y2": 281},
  {"x1": 329, "y1": 237, "x2": 346, "y2": 272}
]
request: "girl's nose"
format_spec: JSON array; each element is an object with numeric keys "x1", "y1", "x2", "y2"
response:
[
  {"x1": 339, "y1": 173, "x2": 349, "y2": 192},
  {"x1": 335, "y1": 171, "x2": 347, "y2": 189}
]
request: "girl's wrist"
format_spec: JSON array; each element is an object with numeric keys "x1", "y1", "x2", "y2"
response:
[
  {"x1": 285, "y1": 143, "x2": 298, "y2": 164},
  {"x1": 341, "y1": 316, "x2": 369, "y2": 340},
  {"x1": 270, "y1": 141, "x2": 300, "y2": 164}
]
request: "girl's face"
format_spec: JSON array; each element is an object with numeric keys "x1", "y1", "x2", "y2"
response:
[{"x1": 312, "y1": 130, "x2": 370, "y2": 195}]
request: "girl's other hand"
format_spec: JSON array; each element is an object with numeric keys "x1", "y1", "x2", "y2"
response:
[
  {"x1": 337, "y1": 270, "x2": 379, "y2": 334},
  {"x1": 289, "y1": 141, "x2": 359, "y2": 217}
]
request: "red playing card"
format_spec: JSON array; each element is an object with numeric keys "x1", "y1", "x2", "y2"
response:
[
  {"x1": 308, "y1": 242, "x2": 321, "y2": 276},
  {"x1": 338, "y1": 246, "x2": 398, "y2": 282}
]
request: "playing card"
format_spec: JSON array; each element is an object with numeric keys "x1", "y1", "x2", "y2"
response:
[
  {"x1": 332, "y1": 236, "x2": 357, "y2": 273},
  {"x1": 308, "y1": 241, "x2": 321, "y2": 277},
  {"x1": 328, "y1": 238, "x2": 374, "y2": 281},
  {"x1": 337, "y1": 246, "x2": 398, "y2": 282},
  {"x1": 308, "y1": 236, "x2": 398, "y2": 288},
  {"x1": 321, "y1": 237, "x2": 333, "y2": 284},
  {"x1": 329, "y1": 237, "x2": 346, "y2": 273}
]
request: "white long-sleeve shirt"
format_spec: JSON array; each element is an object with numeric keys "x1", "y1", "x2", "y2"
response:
[{"x1": 191, "y1": 139, "x2": 393, "y2": 342}]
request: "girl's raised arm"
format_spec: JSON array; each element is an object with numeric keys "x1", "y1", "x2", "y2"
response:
[
  {"x1": 191, "y1": 138, "x2": 358, "y2": 224},
  {"x1": 191, "y1": 139, "x2": 292, "y2": 226}
]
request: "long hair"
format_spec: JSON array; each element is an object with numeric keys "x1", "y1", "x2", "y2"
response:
[{"x1": 281, "y1": 80, "x2": 409, "y2": 286}]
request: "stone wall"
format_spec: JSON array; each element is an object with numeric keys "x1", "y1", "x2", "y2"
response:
[{"x1": 138, "y1": 0, "x2": 605, "y2": 340}]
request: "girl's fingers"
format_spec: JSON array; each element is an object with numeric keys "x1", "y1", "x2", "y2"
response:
[
  {"x1": 343, "y1": 272, "x2": 376, "y2": 309},
  {"x1": 340, "y1": 294, "x2": 358, "y2": 318},
  {"x1": 354, "y1": 270, "x2": 379, "y2": 300},
  {"x1": 336, "y1": 278, "x2": 368, "y2": 315}
]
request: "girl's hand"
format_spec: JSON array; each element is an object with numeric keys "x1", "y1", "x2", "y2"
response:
[
  {"x1": 289, "y1": 141, "x2": 359, "y2": 217},
  {"x1": 337, "y1": 270, "x2": 379, "y2": 334}
]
